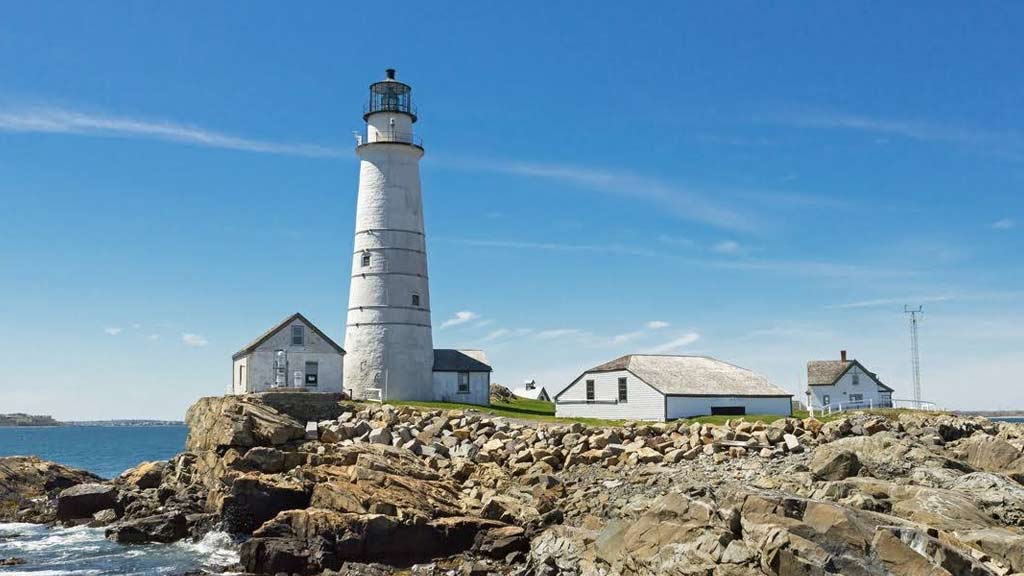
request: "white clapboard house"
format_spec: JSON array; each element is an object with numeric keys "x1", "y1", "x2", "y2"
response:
[
  {"x1": 232, "y1": 313, "x2": 345, "y2": 394},
  {"x1": 806, "y1": 350, "x2": 893, "y2": 410},
  {"x1": 555, "y1": 354, "x2": 793, "y2": 422},
  {"x1": 431, "y1": 349, "x2": 492, "y2": 407}
]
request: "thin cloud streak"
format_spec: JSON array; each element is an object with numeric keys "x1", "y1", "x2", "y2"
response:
[
  {"x1": 773, "y1": 110, "x2": 1024, "y2": 159},
  {"x1": 647, "y1": 332, "x2": 701, "y2": 354},
  {"x1": 440, "y1": 311, "x2": 480, "y2": 329},
  {"x1": 0, "y1": 106, "x2": 347, "y2": 158},
  {"x1": 433, "y1": 156, "x2": 755, "y2": 232}
]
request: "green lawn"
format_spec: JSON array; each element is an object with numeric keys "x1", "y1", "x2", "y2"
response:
[{"x1": 366, "y1": 398, "x2": 936, "y2": 428}]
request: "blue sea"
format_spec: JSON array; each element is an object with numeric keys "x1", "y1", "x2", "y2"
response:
[
  {"x1": 0, "y1": 426, "x2": 238, "y2": 574},
  {"x1": 993, "y1": 417, "x2": 1024, "y2": 423},
  {"x1": 0, "y1": 426, "x2": 188, "y2": 480}
]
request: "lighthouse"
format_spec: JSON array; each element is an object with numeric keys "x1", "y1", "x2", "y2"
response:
[{"x1": 344, "y1": 69, "x2": 434, "y2": 401}]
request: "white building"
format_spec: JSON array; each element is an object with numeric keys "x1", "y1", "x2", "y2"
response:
[
  {"x1": 512, "y1": 380, "x2": 551, "y2": 402},
  {"x1": 232, "y1": 313, "x2": 345, "y2": 394},
  {"x1": 432, "y1": 349, "x2": 491, "y2": 406},
  {"x1": 806, "y1": 350, "x2": 894, "y2": 410},
  {"x1": 555, "y1": 354, "x2": 793, "y2": 422},
  {"x1": 344, "y1": 69, "x2": 434, "y2": 402}
]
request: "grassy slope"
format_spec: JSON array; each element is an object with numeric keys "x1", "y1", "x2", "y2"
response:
[{"x1": 382, "y1": 398, "x2": 933, "y2": 427}]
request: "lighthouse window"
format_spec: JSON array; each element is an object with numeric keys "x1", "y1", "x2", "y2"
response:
[
  {"x1": 411, "y1": 294, "x2": 420, "y2": 307},
  {"x1": 361, "y1": 253, "x2": 371, "y2": 267}
]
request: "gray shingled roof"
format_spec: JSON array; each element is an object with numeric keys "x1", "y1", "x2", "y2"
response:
[
  {"x1": 582, "y1": 354, "x2": 792, "y2": 397},
  {"x1": 806, "y1": 358, "x2": 893, "y2": 391},
  {"x1": 433, "y1": 349, "x2": 492, "y2": 372},
  {"x1": 232, "y1": 313, "x2": 345, "y2": 360}
]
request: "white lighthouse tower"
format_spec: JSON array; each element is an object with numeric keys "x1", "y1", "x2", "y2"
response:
[{"x1": 344, "y1": 69, "x2": 434, "y2": 401}]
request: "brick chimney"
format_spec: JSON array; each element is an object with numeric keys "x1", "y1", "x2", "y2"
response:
[{"x1": 840, "y1": 350, "x2": 847, "y2": 362}]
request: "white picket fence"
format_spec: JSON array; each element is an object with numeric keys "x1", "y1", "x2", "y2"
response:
[{"x1": 817, "y1": 398, "x2": 938, "y2": 416}]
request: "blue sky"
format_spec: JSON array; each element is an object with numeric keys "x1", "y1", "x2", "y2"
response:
[{"x1": 0, "y1": 3, "x2": 1021, "y2": 419}]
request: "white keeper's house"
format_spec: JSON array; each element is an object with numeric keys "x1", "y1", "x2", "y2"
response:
[
  {"x1": 512, "y1": 380, "x2": 551, "y2": 402},
  {"x1": 555, "y1": 354, "x2": 793, "y2": 422},
  {"x1": 806, "y1": 350, "x2": 893, "y2": 410},
  {"x1": 232, "y1": 313, "x2": 345, "y2": 394},
  {"x1": 431, "y1": 349, "x2": 492, "y2": 406}
]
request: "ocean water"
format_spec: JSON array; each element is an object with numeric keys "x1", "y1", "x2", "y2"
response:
[
  {"x1": 0, "y1": 426, "x2": 188, "y2": 479},
  {"x1": 0, "y1": 523, "x2": 239, "y2": 575},
  {"x1": 0, "y1": 426, "x2": 237, "y2": 574},
  {"x1": 993, "y1": 417, "x2": 1024, "y2": 423}
]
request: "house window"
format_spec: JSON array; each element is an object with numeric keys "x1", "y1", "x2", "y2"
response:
[
  {"x1": 823, "y1": 394, "x2": 831, "y2": 406},
  {"x1": 411, "y1": 294, "x2": 420, "y2": 307},
  {"x1": 586, "y1": 380, "x2": 595, "y2": 402},
  {"x1": 850, "y1": 393, "x2": 863, "y2": 402},
  {"x1": 457, "y1": 372, "x2": 470, "y2": 394},
  {"x1": 361, "y1": 253, "x2": 371, "y2": 267},
  {"x1": 618, "y1": 377, "x2": 627, "y2": 402},
  {"x1": 238, "y1": 365, "x2": 245, "y2": 388},
  {"x1": 291, "y1": 325, "x2": 305, "y2": 346},
  {"x1": 852, "y1": 372, "x2": 860, "y2": 386},
  {"x1": 305, "y1": 361, "x2": 319, "y2": 386}
]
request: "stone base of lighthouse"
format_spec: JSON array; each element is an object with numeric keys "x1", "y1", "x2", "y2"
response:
[{"x1": 344, "y1": 324, "x2": 433, "y2": 401}]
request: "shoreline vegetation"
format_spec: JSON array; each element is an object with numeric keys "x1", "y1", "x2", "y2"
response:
[{"x1": 0, "y1": 414, "x2": 184, "y2": 427}]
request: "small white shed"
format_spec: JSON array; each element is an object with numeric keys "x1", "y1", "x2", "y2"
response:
[
  {"x1": 806, "y1": 350, "x2": 894, "y2": 410},
  {"x1": 432, "y1": 349, "x2": 491, "y2": 406},
  {"x1": 555, "y1": 354, "x2": 793, "y2": 422},
  {"x1": 232, "y1": 313, "x2": 345, "y2": 394},
  {"x1": 512, "y1": 380, "x2": 551, "y2": 402}
]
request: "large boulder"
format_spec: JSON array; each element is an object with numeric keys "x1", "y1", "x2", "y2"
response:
[
  {"x1": 240, "y1": 508, "x2": 507, "y2": 573},
  {"x1": 953, "y1": 435, "x2": 1024, "y2": 481},
  {"x1": 809, "y1": 448, "x2": 861, "y2": 481},
  {"x1": 105, "y1": 511, "x2": 188, "y2": 543},
  {"x1": 185, "y1": 395, "x2": 307, "y2": 451},
  {"x1": 218, "y1": 475, "x2": 311, "y2": 533},
  {"x1": 0, "y1": 456, "x2": 102, "y2": 522},
  {"x1": 118, "y1": 461, "x2": 166, "y2": 490},
  {"x1": 56, "y1": 483, "x2": 118, "y2": 521}
]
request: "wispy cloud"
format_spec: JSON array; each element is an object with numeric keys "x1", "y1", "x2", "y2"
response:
[
  {"x1": 828, "y1": 294, "x2": 954, "y2": 309},
  {"x1": 646, "y1": 320, "x2": 670, "y2": 330},
  {"x1": 772, "y1": 110, "x2": 1024, "y2": 160},
  {"x1": 103, "y1": 327, "x2": 122, "y2": 336},
  {"x1": 440, "y1": 311, "x2": 480, "y2": 329},
  {"x1": 182, "y1": 333, "x2": 208, "y2": 347},
  {"x1": 434, "y1": 156, "x2": 755, "y2": 231},
  {"x1": 535, "y1": 328, "x2": 584, "y2": 341},
  {"x1": 608, "y1": 331, "x2": 645, "y2": 345},
  {"x1": 712, "y1": 240, "x2": 743, "y2": 255},
  {"x1": 992, "y1": 218, "x2": 1016, "y2": 230},
  {"x1": 647, "y1": 332, "x2": 701, "y2": 354},
  {"x1": 0, "y1": 105, "x2": 346, "y2": 158},
  {"x1": 482, "y1": 328, "x2": 511, "y2": 342}
]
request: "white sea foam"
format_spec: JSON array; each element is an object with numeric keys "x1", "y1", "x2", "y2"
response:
[{"x1": 175, "y1": 530, "x2": 240, "y2": 567}]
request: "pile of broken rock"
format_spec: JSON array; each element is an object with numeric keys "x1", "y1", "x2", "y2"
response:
[{"x1": 3, "y1": 392, "x2": 1024, "y2": 575}]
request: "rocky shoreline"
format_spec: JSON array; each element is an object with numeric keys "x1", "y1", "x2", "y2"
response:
[{"x1": 4, "y1": 392, "x2": 1024, "y2": 575}]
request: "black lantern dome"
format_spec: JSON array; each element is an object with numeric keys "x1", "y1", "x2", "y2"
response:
[{"x1": 364, "y1": 68, "x2": 417, "y2": 122}]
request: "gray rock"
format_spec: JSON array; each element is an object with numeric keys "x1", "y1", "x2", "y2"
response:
[{"x1": 57, "y1": 483, "x2": 118, "y2": 521}]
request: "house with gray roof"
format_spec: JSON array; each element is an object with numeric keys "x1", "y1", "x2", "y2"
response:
[
  {"x1": 807, "y1": 350, "x2": 893, "y2": 410},
  {"x1": 554, "y1": 354, "x2": 793, "y2": 421},
  {"x1": 232, "y1": 313, "x2": 345, "y2": 394},
  {"x1": 432, "y1": 349, "x2": 491, "y2": 406}
]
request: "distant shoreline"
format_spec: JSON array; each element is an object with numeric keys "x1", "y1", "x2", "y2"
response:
[{"x1": 0, "y1": 420, "x2": 185, "y2": 428}]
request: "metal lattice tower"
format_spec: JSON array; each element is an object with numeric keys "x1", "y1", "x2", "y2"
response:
[{"x1": 904, "y1": 305, "x2": 923, "y2": 405}]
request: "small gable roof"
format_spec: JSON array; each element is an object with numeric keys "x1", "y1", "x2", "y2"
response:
[
  {"x1": 232, "y1": 313, "x2": 346, "y2": 360},
  {"x1": 563, "y1": 354, "x2": 792, "y2": 398},
  {"x1": 433, "y1": 349, "x2": 492, "y2": 372},
  {"x1": 806, "y1": 359, "x2": 893, "y2": 392}
]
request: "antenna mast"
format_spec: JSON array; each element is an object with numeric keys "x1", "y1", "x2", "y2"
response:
[{"x1": 904, "y1": 305, "x2": 923, "y2": 406}]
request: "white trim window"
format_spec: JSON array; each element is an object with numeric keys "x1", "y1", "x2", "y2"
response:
[
  {"x1": 852, "y1": 372, "x2": 860, "y2": 386},
  {"x1": 457, "y1": 372, "x2": 470, "y2": 394},
  {"x1": 617, "y1": 377, "x2": 627, "y2": 403},
  {"x1": 291, "y1": 325, "x2": 305, "y2": 346},
  {"x1": 585, "y1": 380, "x2": 595, "y2": 402},
  {"x1": 305, "y1": 361, "x2": 319, "y2": 386}
]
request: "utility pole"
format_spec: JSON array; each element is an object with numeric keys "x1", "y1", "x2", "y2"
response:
[{"x1": 904, "y1": 305, "x2": 923, "y2": 406}]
